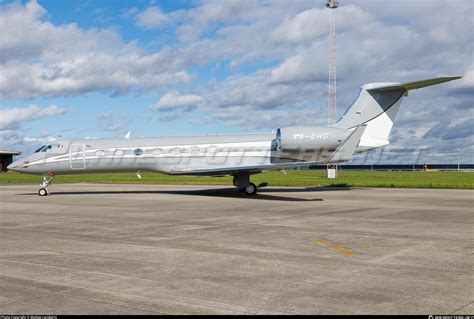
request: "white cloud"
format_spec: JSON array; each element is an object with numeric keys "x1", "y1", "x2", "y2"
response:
[
  {"x1": 272, "y1": 8, "x2": 327, "y2": 43},
  {"x1": 272, "y1": 5, "x2": 371, "y2": 43},
  {"x1": 136, "y1": 6, "x2": 170, "y2": 29},
  {"x1": 152, "y1": 92, "x2": 203, "y2": 111},
  {"x1": 0, "y1": 1, "x2": 190, "y2": 99},
  {"x1": 452, "y1": 68, "x2": 474, "y2": 92},
  {"x1": 424, "y1": 118, "x2": 474, "y2": 141},
  {"x1": 0, "y1": 105, "x2": 70, "y2": 130},
  {"x1": 270, "y1": 51, "x2": 327, "y2": 84},
  {"x1": 175, "y1": 0, "x2": 255, "y2": 41},
  {"x1": 198, "y1": 70, "x2": 324, "y2": 114},
  {"x1": 96, "y1": 112, "x2": 131, "y2": 132}
]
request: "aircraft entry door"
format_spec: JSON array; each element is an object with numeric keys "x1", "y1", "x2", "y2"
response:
[{"x1": 70, "y1": 143, "x2": 86, "y2": 170}]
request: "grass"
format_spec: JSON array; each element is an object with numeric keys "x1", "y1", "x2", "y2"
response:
[{"x1": 0, "y1": 170, "x2": 472, "y2": 189}]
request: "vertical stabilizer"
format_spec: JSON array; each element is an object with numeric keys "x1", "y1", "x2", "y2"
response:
[{"x1": 333, "y1": 76, "x2": 461, "y2": 150}]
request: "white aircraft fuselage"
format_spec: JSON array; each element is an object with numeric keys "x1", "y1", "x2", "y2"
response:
[{"x1": 10, "y1": 127, "x2": 348, "y2": 176}]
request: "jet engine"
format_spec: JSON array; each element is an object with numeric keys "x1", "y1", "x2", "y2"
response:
[{"x1": 276, "y1": 126, "x2": 349, "y2": 152}]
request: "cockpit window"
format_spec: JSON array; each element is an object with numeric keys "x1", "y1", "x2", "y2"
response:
[
  {"x1": 34, "y1": 145, "x2": 47, "y2": 153},
  {"x1": 41, "y1": 145, "x2": 52, "y2": 152}
]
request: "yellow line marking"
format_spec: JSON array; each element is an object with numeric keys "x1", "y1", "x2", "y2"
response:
[{"x1": 313, "y1": 238, "x2": 356, "y2": 256}]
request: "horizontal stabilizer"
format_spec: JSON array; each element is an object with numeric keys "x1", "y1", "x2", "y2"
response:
[
  {"x1": 329, "y1": 125, "x2": 367, "y2": 163},
  {"x1": 369, "y1": 76, "x2": 461, "y2": 92}
]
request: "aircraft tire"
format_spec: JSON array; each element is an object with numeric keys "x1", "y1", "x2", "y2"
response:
[
  {"x1": 38, "y1": 188, "x2": 48, "y2": 196},
  {"x1": 243, "y1": 182, "x2": 257, "y2": 196}
]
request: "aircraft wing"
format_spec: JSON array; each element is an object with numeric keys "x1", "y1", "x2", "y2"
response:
[
  {"x1": 169, "y1": 161, "x2": 322, "y2": 176},
  {"x1": 369, "y1": 76, "x2": 461, "y2": 92},
  {"x1": 329, "y1": 124, "x2": 367, "y2": 162}
]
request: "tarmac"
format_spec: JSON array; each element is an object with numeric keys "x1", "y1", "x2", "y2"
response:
[{"x1": 0, "y1": 183, "x2": 472, "y2": 314}]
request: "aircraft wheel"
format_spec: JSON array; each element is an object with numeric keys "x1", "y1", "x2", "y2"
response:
[
  {"x1": 38, "y1": 188, "x2": 48, "y2": 196},
  {"x1": 243, "y1": 182, "x2": 257, "y2": 196}
]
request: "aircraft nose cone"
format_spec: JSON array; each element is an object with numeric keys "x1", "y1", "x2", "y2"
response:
[{"x1": 7, "y1": 160, "x2": 21, "y2": 172}]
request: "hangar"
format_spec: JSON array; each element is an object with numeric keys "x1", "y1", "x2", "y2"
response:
[{"x1": 0, "y1": 150, "x2": 21, "y2": 172}]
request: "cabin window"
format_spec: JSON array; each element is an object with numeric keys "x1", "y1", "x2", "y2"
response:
[
  {"x1": 152, "y1": 148, "x2": 162, "y2": 155},
  {"x1": 170, "y1": 147, "x2": 181, "y2": 155},
  {"x1": 114, "y1": 149, "x2": 124, "y2": 156},
  {"x1": 96, "y1": 150, "x2": 105, "y2": 157},
  {"x1": 133, "y1": 148, "x2": 143, "y2": 156}
]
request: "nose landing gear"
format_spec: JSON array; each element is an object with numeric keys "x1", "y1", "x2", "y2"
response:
[{"x1": 38, "y1": 173, "x2": 54, "y2": 196}]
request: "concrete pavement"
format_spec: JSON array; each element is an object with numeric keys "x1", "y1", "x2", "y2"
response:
[{"x1": 0, "y1": 184, "x2": 472, "y2": 314}]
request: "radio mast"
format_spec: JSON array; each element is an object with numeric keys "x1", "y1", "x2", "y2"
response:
[
  {"x1": 326, "y1": 0, "x2": 339, "y2": 179},
  {"x1": 326, "y1": 0, "x2": 339, "y2": 125}
]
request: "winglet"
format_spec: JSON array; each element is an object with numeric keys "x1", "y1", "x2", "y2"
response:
[
  {"x1": 329, "y1": 125, "x2": 367, "y2": 163},
  {"x1": 124, "y1": 131, "x2": 131, "y2": 139}
]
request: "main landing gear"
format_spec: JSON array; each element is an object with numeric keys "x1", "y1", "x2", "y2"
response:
[
  {"x1": 38, "y1": 173, "x2": 54, "y2": 196},
  {"x1": 233, "y1": 172, "x2": 258, "y2": 196},
  {"x1": 242, "y1": 182, "x2": 257, "y2": 196}
]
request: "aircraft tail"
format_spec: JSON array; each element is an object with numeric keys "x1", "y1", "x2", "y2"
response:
[{"x1": 333, "y1": 76, "x2": 461, "y2": 150}]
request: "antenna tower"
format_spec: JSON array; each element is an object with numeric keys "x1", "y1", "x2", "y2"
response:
[{"x1": 326, "y1": 0, "x2": 339, "y2": 125}]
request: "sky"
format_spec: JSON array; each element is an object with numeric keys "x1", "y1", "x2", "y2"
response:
[{"x1": 0, "y1": 0, "x2": 473, "y2": 164}]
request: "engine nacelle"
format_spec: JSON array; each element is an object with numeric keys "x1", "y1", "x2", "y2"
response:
[{"x1": 277, "y1": 126, "x2": 349, "y2": 151}]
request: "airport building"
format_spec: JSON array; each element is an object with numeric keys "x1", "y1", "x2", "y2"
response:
[{"x1": 0, "y1": 150, "x2": 21, "y2": 172}]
